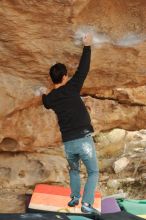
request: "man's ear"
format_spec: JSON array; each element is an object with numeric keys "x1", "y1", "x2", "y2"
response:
[{"x1": 62, "y1": 75, "x2": 68, "y2": 82}]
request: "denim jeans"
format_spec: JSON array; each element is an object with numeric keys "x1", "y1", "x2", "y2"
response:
[{"x1": 64, "y1": 135, "x2": 98, "y2": 205}]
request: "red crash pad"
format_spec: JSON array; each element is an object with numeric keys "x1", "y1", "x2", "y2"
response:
[{"x1": 29, "y1": 184, "x2": 101, "y2": 213}]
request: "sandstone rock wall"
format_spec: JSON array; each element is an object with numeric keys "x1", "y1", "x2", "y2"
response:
[{"x1": 0, "y1": 0, "x2": 146, "y2": 212}]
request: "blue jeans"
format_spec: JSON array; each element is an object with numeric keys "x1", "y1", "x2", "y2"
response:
[{"x1": 64, "y1": 135, "x2": 98, "y2": 205}]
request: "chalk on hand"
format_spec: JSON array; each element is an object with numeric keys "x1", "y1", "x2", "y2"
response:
[
  {"x1": 74, "y1": 25, "x2": 110, "y2": 47},
  {"x1": 34, "y1": 86, "x2": 48, "y2": 96}
]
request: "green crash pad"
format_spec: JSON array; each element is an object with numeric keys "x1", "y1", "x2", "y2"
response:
[
  {"x1": 68, "y1": 216, "x2": 92, "y2": 220},
  {"x1": 117, "y1": 199, "x2": 146, "y2": 215}
]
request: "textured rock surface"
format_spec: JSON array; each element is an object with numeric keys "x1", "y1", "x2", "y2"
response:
[
  {"x1": 1, "y1": 0, "x2": 146, "y2": 148},
  {"x1": 0, "y1": 0, "x2": 146, "y2": 213}
]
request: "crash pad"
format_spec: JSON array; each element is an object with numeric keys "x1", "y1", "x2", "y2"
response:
[
  {"x1": 117, "y1": 199, "x2": 146, "y2": 215},
  {"x1": 0, "y1": 212, "x2": 143, "y2": 220},
  {"x1": 101, "y1": 197, "x2": 121, "y2": 213},
  {"x1": 68, "y1": 216, "x2": 95, "y2": 220},
  {"x1": 0, "y1": 213, "x2": 70, "y2": 220},
  {"x1": 29, "y1": 184, "x2": 101, "y2": 213},
  {"x1": 101, "y1": 211, "x2": 144, "y2": 220}
]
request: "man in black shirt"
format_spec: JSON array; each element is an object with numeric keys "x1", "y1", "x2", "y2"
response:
[{"x1": 42, "y1": 34, "x2": 99, "y2": 214}]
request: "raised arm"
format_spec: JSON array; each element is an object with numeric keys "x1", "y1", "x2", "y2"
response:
[{"x1": 66, "y1": 34, "x2": 93, "y2": 92}]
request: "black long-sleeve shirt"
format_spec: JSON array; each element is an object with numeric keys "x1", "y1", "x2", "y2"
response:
[{"x1": 42, "y1": 46, "x2": 94, "y2": 142}]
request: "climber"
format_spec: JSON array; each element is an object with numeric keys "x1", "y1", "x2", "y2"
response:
[{"x1": 42, "y1": 33, "x2": 99, "y2": 214}]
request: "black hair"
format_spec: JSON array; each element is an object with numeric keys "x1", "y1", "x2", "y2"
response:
[{"x1": 49, "y1": 63, "x2": 67, "y2": 84}]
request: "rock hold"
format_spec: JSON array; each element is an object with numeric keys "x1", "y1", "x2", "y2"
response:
[{"x1": 113, "y1": 157, "x2": 130, "y2": 173}]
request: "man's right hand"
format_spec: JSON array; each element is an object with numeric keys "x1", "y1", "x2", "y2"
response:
[{"x1": 82, "y1": 33, "x2": 93, "y2": 46}]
